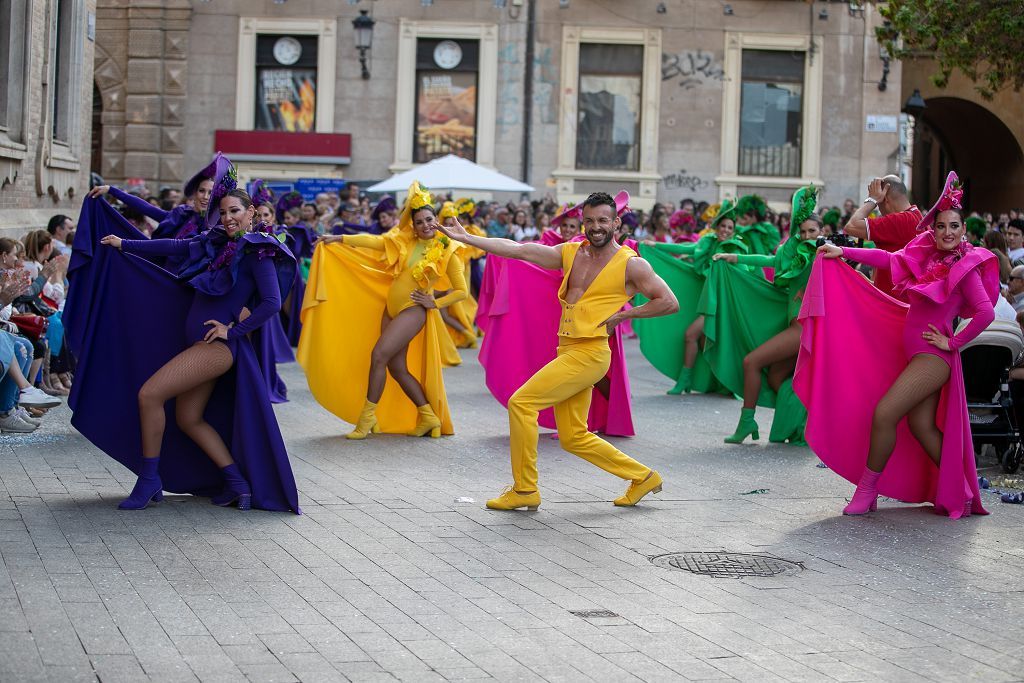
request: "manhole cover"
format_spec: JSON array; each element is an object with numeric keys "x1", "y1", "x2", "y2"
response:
[
  {"x1": 569, "y1": 609, "x2": 620, "y2": 619},
  {"x1": 650, "y1": 552, "x2": 802, "y2": 579}
]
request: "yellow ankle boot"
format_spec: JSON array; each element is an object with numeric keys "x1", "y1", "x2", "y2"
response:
[
  {"x1": 407, "y1": 404, "x2": 442, "y2": 438},
  {"x1": 346, "y1": 400, "x2": 380, "y2": 440}
]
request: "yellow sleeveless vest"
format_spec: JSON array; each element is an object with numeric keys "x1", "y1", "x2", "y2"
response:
[{"x1": 557, "y1": 241, "x2": 635, "y2": 340}]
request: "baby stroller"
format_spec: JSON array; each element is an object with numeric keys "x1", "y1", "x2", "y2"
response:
[{"x1": 959, "y1": 318, "x2": 1024, "y2": 473}]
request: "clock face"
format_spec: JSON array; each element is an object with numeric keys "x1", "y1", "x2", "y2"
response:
[
  {"x1": 433, "y1": 40, "x2": 463, "y2": 70},
  {"x1": 273, "y1": 36, "x2": 303, "y2": 66}
]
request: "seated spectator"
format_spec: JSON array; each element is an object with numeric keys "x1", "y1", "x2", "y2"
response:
[{"x1": 17, "y1": 233, "x2": 70, "y2": 396}]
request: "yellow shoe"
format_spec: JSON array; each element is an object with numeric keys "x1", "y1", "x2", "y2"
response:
[
  {"x1": 407, "y1": 403, "x2": 442, "y2": 438},
  {"x1": 486, "y1": 487, "x2": 541, "y2": 511},
  {"x1": 346, "y1": 400, "x2": 380, "y2": 440},
  {"x1": 614, "y1": 470, "x2": 663, "y2": 506}
]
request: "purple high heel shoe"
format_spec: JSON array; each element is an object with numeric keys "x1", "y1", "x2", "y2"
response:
[
  {"x1": 119, "y1": 457, "x2": 164, "y2": 510},
  {"x1": 212, "y1": 463, "x2": 252, "y2": 510}
]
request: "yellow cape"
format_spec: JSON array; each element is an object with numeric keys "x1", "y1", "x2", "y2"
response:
[{"x1": 297, "y1": 242, "x2": 454, "y2": 435}]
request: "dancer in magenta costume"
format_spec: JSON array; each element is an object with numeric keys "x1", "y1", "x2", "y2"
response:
[
  {"x1": 475, "y1": 193, "x2": 636, "y2": 437},
  {"x1": 796, "y1": 172, "x2": 997, "y2": 518}
]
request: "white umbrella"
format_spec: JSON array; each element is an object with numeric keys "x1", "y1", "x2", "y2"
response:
[{"x1": 367, "y1": 154, "x2": 534, "y2": 194}]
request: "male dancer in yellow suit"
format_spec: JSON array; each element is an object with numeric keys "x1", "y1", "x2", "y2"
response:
[{"x1": 438, "y1": 192, "x2": 679, "y2": 510}]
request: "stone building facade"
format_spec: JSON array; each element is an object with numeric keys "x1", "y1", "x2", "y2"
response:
[
  {"x1": 92, "y1": 0, "x2": 902, "y2": 211},
  {"x1": 0, "y1": 0, "x2": 97, "y2": 233}
]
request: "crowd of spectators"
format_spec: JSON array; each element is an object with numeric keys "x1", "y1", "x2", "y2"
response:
[{"x1": 0, "y1": 215, "x2": 76, "y2": 433}]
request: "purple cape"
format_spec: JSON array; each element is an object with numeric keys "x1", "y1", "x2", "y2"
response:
[
  {"x1": 282, "y1": 224, "x2": 316, "y2": 346},
  {"x1": 64, "y1": 198, "x2": 301, "y2": 513}
]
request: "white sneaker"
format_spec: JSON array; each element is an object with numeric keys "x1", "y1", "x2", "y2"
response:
[
  {"x1": 0, "y1": 411, "x2": 37, "y2": 433},
  {"x1": 18, "y1": 386, "x2": 61, "y2": 409},
  {"x1": 14, "y1": 407, "x2": 42, "y2": 427}
]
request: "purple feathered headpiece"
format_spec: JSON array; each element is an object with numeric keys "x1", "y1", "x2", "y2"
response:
[
  {"x1": 250, "y1": 179, "x2": 275, "y2": 208},
  {"x1": 275, "y1": 191, "x2": 304, "y2": 223},
  {"x1": 183, "y1": 152, "x2": 235, "y2": 228},
  {"x1": 619, "y1": 210, "x2": 639, "y2": 229},
  {"x1": 371, "y1": 195, "x2": 398, "y2": 222}
]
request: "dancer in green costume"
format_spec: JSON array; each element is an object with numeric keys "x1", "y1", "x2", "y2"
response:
[
  {"x1": 707, "y1": 186, "x2": 822, "y2": 445},
  {"x1": 734, "y1": 194, "x2": 782, "y2": 256},
  {"x1": 634, "y1": 201, "x2": 751, "y2": 395}
]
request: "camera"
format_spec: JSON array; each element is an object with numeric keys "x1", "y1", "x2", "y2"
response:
[{"x1": 816, "y1": 234, "x2": 861, "y2": 249}]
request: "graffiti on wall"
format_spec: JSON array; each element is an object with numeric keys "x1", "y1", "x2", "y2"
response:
[
  {"x1": 662, "y1": 169, "x2": 710, "y2": 193},
  {"x1": 661, "y1": 50, "x2": 724, "y2": 89}
]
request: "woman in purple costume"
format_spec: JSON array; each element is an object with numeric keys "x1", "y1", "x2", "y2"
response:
[{"x1": 78, "y1": 188, "x2": 299, "y2": 512}]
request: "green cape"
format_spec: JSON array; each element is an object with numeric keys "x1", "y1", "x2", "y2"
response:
[
  {"x1": 634, "y1": 234, "x2": 750, "y2": 392},
  {"x1": 700, "y1": 239, "x2": 818, "y2": 443}
]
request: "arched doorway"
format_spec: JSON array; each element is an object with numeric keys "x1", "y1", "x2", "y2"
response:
[
  {"x1": 91, "y1": 82, "x2": 103, "y2": 179},
  {"x1": 912, "y1": 97, "x2": 1024, "y2": 213}
]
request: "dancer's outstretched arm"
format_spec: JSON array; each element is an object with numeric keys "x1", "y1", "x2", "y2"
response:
[{"x1": 436, "y1": 218, "x2": 563, "y2": 270}]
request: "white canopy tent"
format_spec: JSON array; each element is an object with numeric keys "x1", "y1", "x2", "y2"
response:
[{"x1": 367, "y1": 154, "x2": 534, "y2": 194}]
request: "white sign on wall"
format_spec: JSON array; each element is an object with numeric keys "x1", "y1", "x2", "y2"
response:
[{"x1": 865, "y1": 115, "x2": 898, "y2": 133}]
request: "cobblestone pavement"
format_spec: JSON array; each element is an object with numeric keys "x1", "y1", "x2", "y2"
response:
[{"x1": 2, "y1": 341, "x2": 1024, "y2": 682}]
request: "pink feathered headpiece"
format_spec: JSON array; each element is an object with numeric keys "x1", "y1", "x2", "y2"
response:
[
  {"x1": 917, "y1": 171, "x2": 963, "y2": 232},
  {"x1": 551, "y1": 202, "x2": 582, "y2": 227}
]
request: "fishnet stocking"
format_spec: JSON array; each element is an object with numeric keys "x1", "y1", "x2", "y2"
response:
[
  {"x1": 138, "y1": 342, "x2": 234, "y2": 464},
  {"x1": 867, "y1": 353, "x2": 949, "y2": 472}
]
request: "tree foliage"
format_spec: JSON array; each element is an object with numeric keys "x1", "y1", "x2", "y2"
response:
[{"x1": 875, "y1": 0, "x2": 1024, "y2": 99}]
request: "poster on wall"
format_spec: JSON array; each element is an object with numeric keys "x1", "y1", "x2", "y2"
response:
[
  {"x1": 256, "y1": 68, "x2": 317, "y2": 133},
  {"x1": 415, "y1": 71, "x2": 477, "y2": 162}
]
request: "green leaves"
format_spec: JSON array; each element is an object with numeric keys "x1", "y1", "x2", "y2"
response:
[{"x1": 876, "y1": 0, "x2": 1024, "y2": 99}]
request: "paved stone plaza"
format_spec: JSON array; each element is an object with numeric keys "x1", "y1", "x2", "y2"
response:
[{"x1": 2, "y1": 342, "x2": 1023, "y2": 682}]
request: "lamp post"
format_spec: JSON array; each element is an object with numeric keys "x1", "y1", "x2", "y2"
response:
[
  {"x1": 352, "y1": 10, "x2": 375, "y2": 80},
  {"x1": 898, "y1": 90, "x2": 927, "y2": 189}
]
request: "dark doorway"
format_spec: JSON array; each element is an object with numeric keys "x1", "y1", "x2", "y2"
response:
[{"x1": 912, "y1": 97, "x2": 1024, "y2": 213}]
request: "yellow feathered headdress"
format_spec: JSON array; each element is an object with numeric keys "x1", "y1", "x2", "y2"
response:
[
  {"x1": 394, "y1": 181, "x2": 434, "y2": 235},
  {"x1": 438, "y1": 201, "x2": 459, "y2": 222},
  {"x1": 455, "y1": 198, "x2": 476, "y2": 217}
]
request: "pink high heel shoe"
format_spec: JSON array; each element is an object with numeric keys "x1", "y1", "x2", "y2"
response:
[{"x1": 843, "y1": 468, "x2": 882, "y2": 516}]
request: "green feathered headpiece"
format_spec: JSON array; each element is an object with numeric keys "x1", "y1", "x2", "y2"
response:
[
  {"x1": 965, "y1": 216, "x2": 988, "y2": 241},
  {"x1": 712, "y1": 198, "x2": 738, "y2": 228},
  {"x1": 822, "y1": 208, "x2": 840, "y2": 227},
  {"x1": 736, "y1": 194, "x2": 767, "y2": 221},
  {"x1": 790, "y1": 186, "x2": 818, "y2": 228}
]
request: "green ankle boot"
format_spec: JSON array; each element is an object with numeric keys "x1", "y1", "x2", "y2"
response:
[
  {"x1": 724, "y1": 408, "x2": 759, "y2": 444},
  {"x1": 667, "y1": 367, "x2": 693, "y2": 395}
]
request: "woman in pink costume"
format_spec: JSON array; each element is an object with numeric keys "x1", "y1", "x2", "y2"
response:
[{"x1": 801, "y1": 172, "x2": 997, "y2": 518}]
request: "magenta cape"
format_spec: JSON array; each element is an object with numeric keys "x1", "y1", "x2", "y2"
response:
[
  {"x1": 794, "y1": 258, "x2": 987, "y2": 518},
  {"x1": 475, "y1": 255, "x2": 634, "y2": 436}
]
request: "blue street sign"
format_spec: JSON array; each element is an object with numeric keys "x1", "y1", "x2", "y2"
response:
[{"x1": 293, "y1": 178, "x2": 347, "y2": 201}]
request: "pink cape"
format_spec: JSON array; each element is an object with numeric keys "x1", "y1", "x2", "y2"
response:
[
  {"x1": 475, "y1": 254, "x2": 635, "y2": 436},
  {"x1": 794, "y1": 258, "x2": 988, "y2": 518}
]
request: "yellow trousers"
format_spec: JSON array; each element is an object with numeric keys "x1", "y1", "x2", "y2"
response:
[{"x1": 508, "y1": 338, "x2": 651, "y2": 491}]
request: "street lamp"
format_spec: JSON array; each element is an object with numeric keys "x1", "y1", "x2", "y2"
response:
[
  {"x1": 902, "y1": 89, "x2": 926, "y2": 117},
  {"x1": 352, "y1": 10, "x2": 375, "y2": 80}
]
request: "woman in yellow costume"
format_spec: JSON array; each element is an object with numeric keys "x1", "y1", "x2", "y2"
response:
[
  {"x1": 299, "y1": 182, "x2": 467, "y2": 439},
  {"x1": 435, "y1": 201, "x2": 482, "y2": 350}
]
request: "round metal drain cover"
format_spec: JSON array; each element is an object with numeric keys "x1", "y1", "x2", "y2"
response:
[{"x1": 651, "y1": 552, "x2": 802, "y2": 579}]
